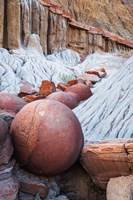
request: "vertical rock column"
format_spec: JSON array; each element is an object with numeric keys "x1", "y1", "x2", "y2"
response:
[
  {"x1": 93, "y1": 34, "x2": 103, "y2": 52},
  {"x1": 68, "y1": 27, "x2": 88, "y2": 55},
  {"x1": 56, "y1": 16, "x2": 68, "y2": 52},
  {"x1": 47, "y1": 12, "x2": 58, "y2": 54},
  {"x1": 0, "y1": 0, "x2": 4, "y2": 47},
  {"x1": 39, "y1": 4, "x2": 49, "y2": 55},
  {"x1": 88, "y1": 33, "x2": 94, "y2": 54},
  {"x1": 47, "y1": 12, "x2": 68, "y2": 54},
  {"x1": 21, "y1": 0, "x2": 32, "y2": 47},
  {"x1": 6, "y1": 0, "x2": 21, "y2": 49}
]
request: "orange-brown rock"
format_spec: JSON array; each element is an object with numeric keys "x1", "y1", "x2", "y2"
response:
[
  {"x1": 57, "y1": 83, "x2": 70, "y2": 91},
  {"x1": 66, "y1": 83, "x2": 92, "y2": 102},
  {"x1": 0, "y1": 92, "x2": 27, "y2": 114},
  {"x1": 99, "y1": 68, "x2": 107, "y2": 74},
  {"x1": 67, "y1": 79, "x2": 85, "y2": 86},
  {"x1": 18, "y1": 82, "x2": 36, "y2": 98},
  {"x1": 23, "y1": 94, "x2": 46, "y2": 103},
  {"x1": 86, "y1": 70, "x2": 99, "y2": 77},
  {"x1": 67, "y1": 79, "x2": 78, "y2": 86},
  {"x1": 11, "y1": 100, "x2": 83, "y2": 176},
  {"x1": 39, "y1": 80, "x2": 56, "y2": 96},
  {"x1": 47, "y1": 91, "x2": 78, "y2": 109},
  {"x1": 81, "y1": 139, "x2": 133, "y2": 190}
]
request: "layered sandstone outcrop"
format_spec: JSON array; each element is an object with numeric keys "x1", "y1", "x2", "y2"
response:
[
  {"x1": 81, "y1": 139, "x2": 133, "y2": 190},
  {"x1": 51, "y1": 0, "x2": 133, "y2": 40},
  {"x1": 0, "y1": 0, "x2": 133, "y2": 55}
]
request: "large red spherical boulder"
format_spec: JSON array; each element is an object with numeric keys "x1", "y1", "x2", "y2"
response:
[
  {"x1": 10, "y1": 100, "x2": 84, "y2": 176},
  {"x1": 0, "y1": 92, "x2": 27, "y2": 114},
  {"x1": 65, "y1": 83, "x2": 92, "y2": 102},
  {"x1": 47, "y1": 92, "x2": 78, "y2": 109}
]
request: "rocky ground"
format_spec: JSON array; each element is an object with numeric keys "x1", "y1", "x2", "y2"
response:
[{"x1": 1, "y1": 37, "x2": 133, "y2": 200}]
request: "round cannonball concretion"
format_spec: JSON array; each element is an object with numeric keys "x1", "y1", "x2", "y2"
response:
[
  {"x1": 0, "y1": 92, "x2": 27, "y2": 114},
  {"x1": 47, "y1": 92, "x2": 78, "y2": 109},
  {"x1": 65, "y1": 83, "x2": 92, "y2": 102},
  {"x1": 10, "y1": 100, "x2": 84, "y2": 176}
]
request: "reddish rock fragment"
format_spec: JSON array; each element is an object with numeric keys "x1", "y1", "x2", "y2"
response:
[
  {"x1": 11, "y1": 100, "x2": 84, "y2": 176},
  {"x1": 0, "y1": 92, "x2": 27, "y2": 114},
  {"x1": 66, "y1": 83, "x2": 92, "y2": 102},
  {"x1": 86, "y1": 70, "x2": 99, "y2": 77},
  {"x1": 47, "y1": 92, "x2": 78, "y2": 109},
  {"x1": 39, "y1": 80, "x2": 56, "y2": 96},
  {"x1": 18, "y1": 82, "x2": 36, "y2": 98},
  {"x1": 67, "y1": 79, "x2": 85, "y2": 86},
  {"x1": 99, "y1": 68, "x2": 107, "y2": 74},
  {"x1": 57, "y1": 83, "x2": 70, "y2": 91},
  {"x1": 67, "y1": 79, "x2": 78, "y2": 86},
  {"x1": 23, "y1": 94, "x2": 46, "y2": 103}
]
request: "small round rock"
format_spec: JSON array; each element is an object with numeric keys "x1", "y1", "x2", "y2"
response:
[
  {"x1": 47, "y1": 92, "x2": 78, "y2": 109},
  {"x1": 65, "y1": 83, "x2": 92, "y2": 102}
]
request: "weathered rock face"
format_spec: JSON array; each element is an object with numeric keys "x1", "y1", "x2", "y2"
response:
[
  {"x1": 107, "y1": 175, "x2": 133, "y2": 200},
  {"x1": 52, "y1": 0, "x2": 133, "y2": 40},
  {"x1": 0, "y1": 0, "x2": 4, "y2": 48},
  {"x1": 122, "y1": 0, "x2": 133, "y2": 16},
  {"x1": 81, "y1": 139, "x2": 133, "y2": 190},
  {"x1": 0, "y1": 0, "x2": 133, "y2": 55}
]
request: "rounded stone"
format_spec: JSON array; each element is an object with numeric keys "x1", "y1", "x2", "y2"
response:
[
  {"x1": 10, "y1": 100, "x2": 84, "y2": 176},
  {"x1": 0, "y1": 118, "x2": 8, "y2": 146},
  {"x1": 47, "y1": 92, "x2": 78, "y2": 109},
  {"x1": 65, "y1": 83, "x2": 92, "y2": 102},
  {"x1": 0, "y1": 92, "x2": 27, "y2": 114}
]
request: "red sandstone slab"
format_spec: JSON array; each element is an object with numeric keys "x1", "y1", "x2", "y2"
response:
[
  {"x1": 89, "y1": 26, "x2": 99, "y2": 34},
  {"x1": 63, "y1": 10, "x2": 72, "y2": 19},
  {"x1": 39, "y1": 0, "x2": 51, "y2": 7},
  {"x1": 69, "y1": 20, "x2": 87, "y2": 30},
  {"x1": 83, "y1": 143, "x2": 126, "y2": 154},
  {"x1": 81, "y1": 139, "x2": 133, "y2": 189},
  {"x1": 49, "y1": 4, "x2": 63, "y2": 15}
]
